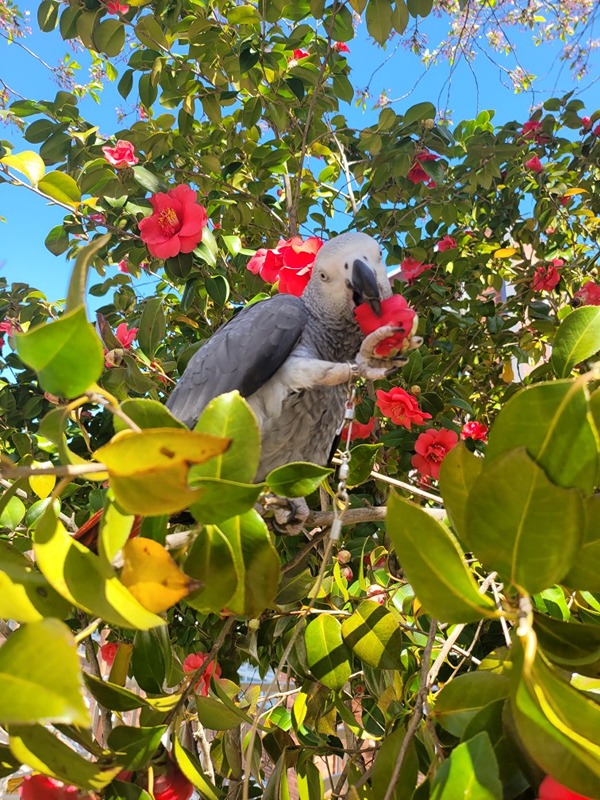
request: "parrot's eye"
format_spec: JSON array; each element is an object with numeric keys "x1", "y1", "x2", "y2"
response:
[{"x1": 319, "y1": 271, "x2": 329, "y2": 281}]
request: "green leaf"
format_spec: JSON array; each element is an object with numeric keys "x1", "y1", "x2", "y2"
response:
[
  {"x1": 0, "y1": 495, "x2": 25, "y2": 530},
  {"x1": 305, "y1": 614, "x2": 352, "y2": 691},
  {"x1": 365, "y1": 0, "x2": 393, "y2": 44},
  {"x1": 16, "y1": 305, "x2": 104, "y2": 398},
  {"x1": 341, "y1": 600, "x2": 404, "y2": 669},
  {"x1": 466, "y1": 449, "x2": 584, "y2": 594},
  {"x1": 131, "y1": 628, "x2": 167, "y2": 694},
  {"x1": 38, "y1": 171, "x2": 81, "y2": 207},
  {"x1": 83, "y1": 673, "x2": 148, "y2": 711},
  {"x1": 113, "y1": 399, "x2": 186, "y2": 433},
  {"x1": 346, "y1": 443, "x2": 382, "y2": 488},
  {"x1": 433, "y1": 672, "x2": 510, "y2": 737},
  {"x1": 107, "y1": 725, "x2": 167, "y2": 770},
  {"x1": 173, "y1": 735, "x2": 220, "y2": 800},
  {"x1": 551, "y1": 307, "x2": 600, "y2": 377},
  {"x1": 44, "y1": 224, "x2": 69, "y2": 256},
  {"x1": 132, "y1": 166, "x2": 168, "y2": 194},
  {"x1": 371, "y1": 725, "x2": 419, "y2": 800},
  {"x1": 9, "y1": 725, "x2": 120, "y2": 790},
  {"x1": 33, "y1": 503, "x2": 165, "y2": 629},
  {"x1": 118, "y1": 69, "x2": 134, "y2": 99},
  {"x1": 195, "y1": 696, "x2": 243, "y2": 730},
  {"x1": 93, "y1": 18, "x2": 125, "y2": 57},
  {"x1": 66, "y1": 233, "x2": 112, "y2": 312},
  {"x1": 485, "y1": 380, "x2": 598, "y2": 494},
  {"x1": 185, "y1": 525, "x2": 238, "y2": 613},
  {"x1": 534, "y1": 613, "x2": 600, "y2": 668},
  {"x1": 189, "y1": 477, "x2": 264, "y2": 524},
  {"x1": 266, "y1": 462, "x2": 332, "y2": 498},
  {"x1": 135, "y1": 16, "x2": 168, "y2": 50},
  {"x1": 430, "y1": 732, "x2": 502, "y2": 800},
  {"x1": 0, "y1": 619, "x2": 88, "y2": 726},
  {"x1": 37, "y1": 0, "x2": 59, "y2": 31},
  {"x1": 205, "y1": 275, "x2": 230, "y2": 306},
  {"x1": 386, "y1": 491, "x2": 497, "y2": 623},
  {"x1": 0, "y1": 150, "x2": 45, "y2": 185},
  {"x1": 391, "y1": 0, "x2": 409, "y2": 34},
  {"x1": 97, "y1": 491, "x2": 135, "y2": 566},
  {"x1": 192, "y1": 391, "x2": 260, "y2": 483},
  {"x1": 438, "y1": 441, "x2": 483, "y2": 543},
  {"x1": 403, "y1": 101, "x2": 437, "y2": 126},
  {"x1": 564, "y1": 495, "x2": 600, "y2": 591},
  {"x1": 106, "y1": 783, "x2": 152, "y2": 800},
  {"x1": 0, "y1": 540, "x2": 70, "y2": 622},
  {"x1": 138, "y1": 297, "x2": 166, "y2": 357}
]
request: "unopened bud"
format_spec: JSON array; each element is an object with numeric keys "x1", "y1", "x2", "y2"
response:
[
  {"x1": 410, "y1": 385, "x2": 421, "y2": 396},
  {"x1": 337, "y1": 549, "x2": 352, "y2": 564},
  {"x1": 340, "y1": 566, "x2": 353, "y2": 581},
  {"x1": 423, "y1": 118, "x2": 435, "y2": 130}
]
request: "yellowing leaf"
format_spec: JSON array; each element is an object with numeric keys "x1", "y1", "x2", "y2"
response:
[
  {"x1": 494, "y1": 247, "x2": 517, "y2": 259},
  {"x1": 501, "y1": 361, "x2": 514, "y2": 384},
  {"x1": 28, "y1": 462, "x2": 56, "y2": 499},
  {"x1": 0, "y1": 150, "x2": 45, "y2": 185},
  {"x1": 94, "y1": 428, "x2": 231, "y2": 515},
  {"x1": 120, "y1": 537, "x2": 200, "y2": 612},
  {"x1": 563, "y1": 188, "x2": 588, "y2": 197}
]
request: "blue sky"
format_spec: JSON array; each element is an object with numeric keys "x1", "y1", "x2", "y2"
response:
[{"x1": 1, "y1": 2, "x2": 599, "y2": 302}]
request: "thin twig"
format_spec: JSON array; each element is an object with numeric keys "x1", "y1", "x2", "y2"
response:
[
  {"x1": 87, "y1": 392, "x2": 142, "y2": 433},
  {"x1": 0, "y1": 462, "x2": 107, "y2": 478}
]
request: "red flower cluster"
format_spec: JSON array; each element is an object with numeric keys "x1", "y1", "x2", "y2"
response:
[
  {"x1": 411, "y1": 428, "x2": 458, "y2": 480},
  {"x1": 521, "y1": 119, "x2": 550, "y2": 144},
  {"x1": 400, "y1": 257, "x2": 433, "y2": 284},
  {"x1": 20, "y1": 775, "x2": 85, "y2": 800},
  {"x1": 407, "y1": 150, "x2": 438, "y2": 185},
  {"x1": 354, "y1": 294, "x2": 418, "y2": 357},
  {"x1": 461, "y1": 421, "x2": 488, "y2": 442},
  {"x1": 574, "y1": 280, "x2": 600, "y2": 306},
  {"x1": 376, "y1": 387, "x2": 431, "y2": 430},
  {"x1": 247, "y1": 236, "x2": 323, "y2": 296},
  {"x1": 183, "y1": 651, "x2": 222, "y2": 697},
  {"x1": 102, "y1": 140, "x2": 138, "y2": 168},
  {"x1": 340, "y1": 417, "x2": 375, "y2": 442},
  {"x1": 536, "y1": 775, "x2": 594, "y2": 800},
  {"x1": 153, "y1": 761, "x2": 193, "y2": 800},
  {"x1": 532, "y1": 264, "x2": 561, "y2": 292},
  {"x1": 139, "y1": 184, "x2": 207, "y2": 259},
  {"x1": 106, "y1": 0, "x2": 129, "y2": 13},
  {"x1": 436, "y1": 235, "x2": 456, "y2": 252},
  {"x1": 333, "y1": 41, "x2": 350, "y2": 53},
  {"x1": 525, "y1": 155, "x2": 544, "y2": 174},
  {"x1": 100, "y1": 642, "x2": 119, "y2": 666}
]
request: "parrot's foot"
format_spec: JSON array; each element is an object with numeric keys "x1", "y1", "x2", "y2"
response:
[
  {"x1": 261, "y1": 494, "x2": 310, "y2": 536},
  {"x1": 356, "y1": 326, "x2": 423, "y2": 379}
]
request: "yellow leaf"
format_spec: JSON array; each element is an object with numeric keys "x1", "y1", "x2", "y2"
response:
[
  {"x1": 494, "y1": 247, "x2": 517, "y2": 259},
  {"x1": 120, "y1": 538, "x2": 200, "y2": 612},
  {"x1": 0, "y1": 150, "x2": 45, "y2": 186},
  {"x1": 562, "y1": 188, "x2": 588, "y2": 197},
  {"x1": 501, "y1": 361, "x2": 515, "y2": 384},
  {"x1": 28, "y1": 462, "x2": 56, "y2": 499}
]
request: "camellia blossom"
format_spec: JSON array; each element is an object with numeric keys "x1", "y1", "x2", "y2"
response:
[
  {"x1": 139, "y1": 184, "x2": 207, "y2": 259},
  {"x1": 20, "y1": 775, "x2": 83, "y2": 800},
  {"x1": 288, "y1": 48, "x2": 309, "y2": 66},
  {"x1": 461, "y1": 421, "x2": 488, "y2": 442},
  {"x1": 573, "y1": 280, "x2": 600, "y2": 306},
  {"x1": 246, "y1": 236, "x2": 323, "y2": 296},
  {"x1": 400, "y1": 257, "x2": 433, "y2": 284},
  {"x1": 366, "y1": 584, "x2": 386, "y2": 605},
  {"x1": 581, "y1": 116, "x2": 592, "y2": 131},
  {"x1": 101, "y1": 140, "x2": 138, "y2": 169},
  {"x1": 340, "y1": 417, "x2": 376, "y2": 442},
  {"x1": 412, "y1": 428, "x2": 458, "y2": 480},
  {"x1": 100, "y1": 642, "x2": 119, "y2": 666},
  {"x1": 106, "y1": 0, "x2": 129, "y2": 13},
  {"x1": 407, "y1": 150, "x2": 438, "y2": 185},
  {"x1": 532, "y1": 265, "x2": 561, "y2": 292},
  {"x1": 536, "y1": 775, "x2": 594, "y2": 800},
  {"x1": 115, "y1": 323, "x2": 138, "y2": 349},
  {"x1": 525, "y1": 155, "x2": 544, "y2": 174},
  {"x1": 183, "y1": 651, "x2": 222, "y2": 697},
  {"x1": 521, "y1": 119, "x2": 550, "y2": 144},
  {"x1": 333, "y1": 41, "x2": 350, "y2": 53},
  {"x1": 354, "y1": 294, "x2": 418, "y2": 357},
  {"x1": 0, "y1": 320, "x2": 15, "y2": 336},
  {"x1": 436, "y1": 235, "x2": 456, "y2": 252},
  {"x1": 153, "y1": 761, "x2": 194, "y2": 800},
  {"x1": 376, "y1": 387, "x2": 431, "y2": 430}
]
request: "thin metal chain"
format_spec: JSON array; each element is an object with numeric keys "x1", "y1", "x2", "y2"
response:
[{"x1": 330, "y1": 381, "x2": 357, "y2": 541}]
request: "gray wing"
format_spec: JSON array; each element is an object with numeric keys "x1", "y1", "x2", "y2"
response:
[{"x1": 166, "y1": 294, "x2": 308, "y2": 427}]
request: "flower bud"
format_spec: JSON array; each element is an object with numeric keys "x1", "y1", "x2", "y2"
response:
[
  {"x1": 337, "y1": 549, "x2": 352, "y2": 564},
  {"x1": 423, "y1": 118, "x2": 435, "y2": 130}
]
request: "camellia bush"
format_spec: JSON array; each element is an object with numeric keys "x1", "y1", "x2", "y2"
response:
[{"x1": 0, "y1": 1, "x2": 600, "y2": 799}]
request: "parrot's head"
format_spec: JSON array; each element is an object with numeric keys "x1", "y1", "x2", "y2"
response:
[{"x1": 307, "y1": 232, "x2": 391, "y2": 318}]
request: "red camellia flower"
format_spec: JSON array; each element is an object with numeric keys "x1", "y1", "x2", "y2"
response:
[
  {"x1": 354, "y1": 294, "x2": 418, "y2": 357},
  {"x1": 376, "y1": 387, "x2": 431, "y2": 430},
  {"x1": 20, "y1": 775, "x2": 83, "y2": 800},
  {"x1": 536, "y1": 775, "x2": 594, "y2": 800},
  {"x1": 532, "y1": 265, "x2": 561, "y2": 292},
  {"x1": 102, "y1": 140, "x2": 138, "y2": 169},
  {"x1": 366, "y1": 584, "x2": 386, "y2": 605},
  {"x1": 0, "y1": 320, "x2": 15, "y2": 336},
  {"x1": 521, "y1": 119, "x2": 550, "y2": 144},
  {"x1": 247, "y1": 247, "x2": 284, "y2": 283},
  {"x1": 594, "y1": 123, "x2": 600, "y2": 136},
  {"x1": 411, "y1": 428, "x2": 458, "y2": 480},
  {"x1": 400, "y1": 257, "x2": 433, "y2": 284},
  {"x1": 139, "y1": 184, "x2": 207, "y2": 259},
  {"x1": 407, "y1": 150, "x2": 438, "y2": 184},
  {"x1": 573, "y1": 280, "x2": 600, "y2": 306},
  {"x1": 333, "y1": 41, "x2": 350, "y2": 53},
  {"x1": 525, "y1": 155, "x2": 544, "y2": 174},
  {"x1": 106, "y1": 0, "x2": 129, "y2": 13},
  {"x1": 436, "y1": 235, "x2": 456, "y2": 252},
  {"x1": 581, "y1": 116, "x2": 592, "y2": 131},
  {"x1": 288, "y1": 48, "x2": 309, "y2": 65},
  {"x1": 115, "y1": 323, "x2": 138, "y2": 349},
  {"x1": 183, "y1": 651, "x2": 222, "y2": 697},
  {"x1": 461, "y1": 421, "x2": 488, "y2": 442},
  {"x1": 246, "y1": 236, "x2": 323, "y2": 296},
  {"x1": 340, "y1": 417, "x2": 376, "y2": 442},
  {"x1": 153, "y1": 761, "x2": 194, "y2": 800},
  {"x1": 100, "y1": 642, "x2": 119, "y2": 666}
]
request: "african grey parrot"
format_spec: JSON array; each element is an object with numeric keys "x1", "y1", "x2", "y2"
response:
[{"x1": 167, "y1": 232, "x2": 408, "y2": 481}]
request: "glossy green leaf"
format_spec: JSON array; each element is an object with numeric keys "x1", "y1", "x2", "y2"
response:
[
  {"x1": 551, "y1": 306, "x2": 600, "y2": 377},
  {"x1": 305, "y1": 614, "x2": 352, "y2": 691},
  {"x1": 192, "y1": 391, "x2": 260, "y2": 483},
  {"x1": 534, "y1": 613, "x2": 600, "y2": 667},
  {"x1": 195, "y1": 695, "x2": 243, "y2": 730},
  {"x1": 16, "y1": 305, "x2": 104, "y2": 398},
  {"x1": 403, "y1": 101, "x2": 437, "y2": 127},
  {"x1": 38, "y1": 171, "x2": 81, "y2": 207},
  {"x1": 97, "y1": 491, "x2": 135, "y2": 567},
  {"x1": 485, "y1": 380, "x2": 598, "y2": 494},
  {"x1": 430, "y1": 733, "x2": 502, "y2": 800},
  {"x1": 9, "y1": 725, "x2": 120, "y2": 790},
  {"x1": 44, "y1": 224, "x2": 69, "y2": 255},
  {"x1": 184, "y1": 525, "x2": 238, "y2": 612},
  {"x1": 138, "y1": 297, "x2": 166, "y2": 358},
  {"x1": 433, "y1": 672, "x2": 510, "y2": 737},
  {"x1": 346, "y1": 443, "x2": 382, "y2": 488},
  {"x1": 564, "y1": 494, "x2": 600, "y2": 591},
  {"x1": 341, "y1": 600, "x2": 404, "y2": 669},
  {"x1": 66, "y1": 233, "x2": 112, "y2": 312},
  {"x1": 37, "y1": 0, "x2": 59, "y2": 32},
  {"x1": 33, "y1": 503, "x2": 164, "y2": 629},
  {"x1": 265, "y1": 462, "x2": 332, "y2": 498},
  {"x1": 113, "y1": 398, "x2": 186, "y2": 433},
  {"x1": 0, "y1": 619, "x2": 88, "y2": 726},
  {"x1": 386, "y1": 491, "x2": 497, "y2": 623},
  {"x1": 83, "y1": 673, "x2": 149, "y2": 711},
  {"x1": 392, "y1": 0, "x2": 409, "y2": 34},
  {"x1": 206, "y1": 274, "x2": 230, "y2": 306},
  {"x1": 93, "y1": 18, "x2": 125, "y2": 56},
  {"x1": 173, "y1": 735, "x2": 221, "y2": 800},
  {"x1": 189, "y1": 476, "x2": 263, "y2": 524},
  {"x1": 135, "y1": 15, "x2": 168, "y2": 50},
  {"x1": 0, "y1": 150, "x2": 45, "y2": 185},
  {"x1": 297, "y1": 755, "x2": 324, "y2": 800},
  {"x1": 438, "y1": 441, "x2": 483, "y2": 545},
  {"x1": 371, "y1": 725, "x2": 419, "y2": 800},
  {"x1": 132, "y1": 628, "x2": 167, "y2": 694},
  {"x1": 466, "y1": 449, "x2": 584, "y2": 593},
  {"x1": 107, "y1": 725, "x2": 167, "y2": 770},
  {"x1": 0, "y1": 495, "x2": 26, "y2": 530},
  {"x1": 365, "y1": 0, "x2": 393, "y2": 44},
  {"x1": 0, "y1": 540, "x2": 69, "y2": 622}
]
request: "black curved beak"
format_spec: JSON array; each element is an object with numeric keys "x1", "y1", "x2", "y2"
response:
[{"x1": 351, "y1": 259, "x2": 382, "y2": 315}]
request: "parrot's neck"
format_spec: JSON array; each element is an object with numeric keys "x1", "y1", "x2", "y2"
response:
[{"x1": 302, "y1": 300, "x2": 363, "y2": 361}]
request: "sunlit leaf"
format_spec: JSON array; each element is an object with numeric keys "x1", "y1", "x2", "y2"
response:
[
  {"x1": 551, "y1": 306, "x2": 600, "y2": 378},
  {"x1": 341, "y1": 601, "x2": 404, "y2": 670},
  {"x1": 305, "y1": 614, "x2": 352, "y2": 691},
  {"x1": 0, "y1": 541, "x2": 69, "y2": 622},
  {"x1": 185, "y1": 525, "x2": 238, "y2": 613},
  {"x1": 265, "y1": 462, "x2": 332, "y2": 497},
  {"x1": 38, "y1": 171, "x2": 81, "y2": 207},
  {"x1": 0, "y1": 150, "x2": 45, "y2": 185}
]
